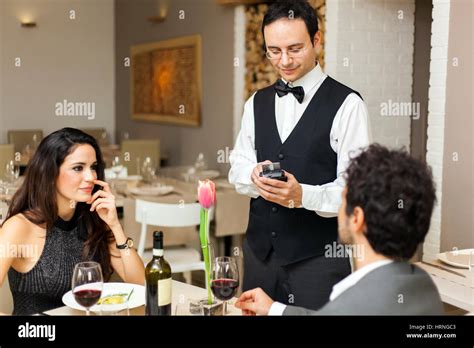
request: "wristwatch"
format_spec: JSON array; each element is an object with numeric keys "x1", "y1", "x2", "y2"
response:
[{"x1": 116, "y1": 237, "x2": 134, "y2": 250}]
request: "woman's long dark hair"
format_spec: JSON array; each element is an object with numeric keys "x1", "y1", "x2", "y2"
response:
[{"x1": 4, "y1": 127, "x2": 113, "y2": 280}]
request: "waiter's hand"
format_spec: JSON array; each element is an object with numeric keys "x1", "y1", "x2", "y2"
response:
[
  {"x1": 234, "y1": 287, "x2": 274, "y2": 316},
  {"x1": 252, "y1": 165, "x2": 303, "y2": 208},
  {"x1": 251, "y1": 160, "x2": 273, "y2": 184}
]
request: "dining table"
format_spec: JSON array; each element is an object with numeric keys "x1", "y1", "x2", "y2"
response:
[
  {"x1": 44, "y1": 280, "x2": 241, "y2": 316},
  {"x1": 112, "y1": 171, "x2": 250, "y2": 257},
  {"x1": 416, "y1": 259, "x2": 474, "y2": 313}
]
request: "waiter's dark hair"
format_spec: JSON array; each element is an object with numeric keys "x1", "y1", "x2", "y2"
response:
[
  {"x1": 344, "y1": 144, "x2": 436, "y2": 261},
  {"x1": 262, "y1": 0, "x2": 319, "y2": 48}
]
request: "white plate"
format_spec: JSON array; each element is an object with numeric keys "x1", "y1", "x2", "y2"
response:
[
  {"x1": 437, "y1": 249, "x2": 474, "y2": 269},
  {"x1": 129, "y1": 185, "x2": 174, "y2": 196},
  {"x1": 122, "y1": 175, "x2": 142, "y2": 181},
  {"x1": 62, "y1": 282, "x2": 145, "y2": 312}
]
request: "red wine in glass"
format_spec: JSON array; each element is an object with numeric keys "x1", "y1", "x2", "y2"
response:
[
  {"x1": 73, "y1": 289, "x2": 102, "y2": 308},
  {"x1": 211, "y1": 257, "x2": 239, "y2": 314},
  {"x1": 72, "y1": 261, "x2": 104, "y2": 315},
  {"x1": 211, "y1": 279, "x2": 239, "y2": 301}
]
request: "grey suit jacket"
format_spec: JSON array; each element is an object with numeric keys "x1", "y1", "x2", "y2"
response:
[{"x1": 283, "y1": 262, "x2": 443, "y2": 315}]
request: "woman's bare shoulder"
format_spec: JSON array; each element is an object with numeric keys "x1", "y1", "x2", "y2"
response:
[{"x1": 0, "y1": 214, "x2": 37, "y2": 242}]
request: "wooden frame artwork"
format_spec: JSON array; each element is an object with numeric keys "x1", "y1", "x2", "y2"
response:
[{"x1": 131, "y1": 35, "x2": 202, "y2": 127}]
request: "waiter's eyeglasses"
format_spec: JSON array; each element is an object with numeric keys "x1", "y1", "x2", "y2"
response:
[{"x1": 265, "y1": 46, "x2": 308, "y2": 60}]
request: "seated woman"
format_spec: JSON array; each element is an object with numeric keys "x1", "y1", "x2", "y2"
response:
[{"x1": 0, "y1": 127, "x2": 145, "y2": 315}]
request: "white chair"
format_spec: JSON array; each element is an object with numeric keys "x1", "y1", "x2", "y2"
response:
[{"x1": 135, "y1": 199, "x2": 213, "y2": 284}]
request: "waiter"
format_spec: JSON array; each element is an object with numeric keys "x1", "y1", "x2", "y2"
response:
[{"x1": 229, "y1": 0, "x2": 371, "y2": 310}]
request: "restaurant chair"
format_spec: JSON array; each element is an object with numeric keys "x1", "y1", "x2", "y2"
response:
[
  {"x1": 7, "y1": 129, "x2": 43, "y2": 154},
  {"x1": 0, "y1": 277, "x2": 13, "y2": 314},
  {"x1": 79, "y1": 128, "x2": 108, "y2": 146},
  {"x1": 0, "y1": 144, "x2": 14, "y2": 181},
  {"x1": 135, "y1": 199, "x2": 213, "y2": 284},
  {"x1": 121, "y1": 139, "x2": 160, "y2": 176}
]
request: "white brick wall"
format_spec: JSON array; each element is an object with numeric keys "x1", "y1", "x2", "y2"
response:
[
  {"x1": 325, "y1": 0, "x2": 416, "y2": 149},
  {"x1": 233, "y1": 5, "x2": 246, "y2": 142},
  {"x1": 423, "y1": 0, "x2": 451, "y2": 261}
]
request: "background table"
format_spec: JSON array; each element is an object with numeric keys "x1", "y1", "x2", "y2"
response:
[{"x1": 117, "y1": 176, "x2": 249, "y2": 257}]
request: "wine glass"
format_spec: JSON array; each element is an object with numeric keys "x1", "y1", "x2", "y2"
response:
[
  {"x1": 72, "y1": 261, "x2": 104, "y2": 316},
  {"x1": 194, "y1": 153, "x2": 207, "y2": 172},
  {"x1": 5, "y1": 160, "x2": 19, "y2": 183},
  {"x1": 211, "y1": 256, "x2": 239, "y2": 315},
  {"x1": 111, "y1": 156, "x2": 122, "y2": 178},
  {"x1": 142, "y1": 157, "x2": 156, "y2": 184}
]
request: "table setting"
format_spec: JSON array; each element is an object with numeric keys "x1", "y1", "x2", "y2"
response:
[
  {"x1": 43, "y1": 167, "x2": 244, "y2": 317},
  {"x1": 46, "y1": 257, "x2": 241, "y2": 316},
  {"x1": 105, "y1": 154, "x2": 249, "y2": 241},
  {"x1": 416, "y1": 248, "x2": 474, "y2": 312}
]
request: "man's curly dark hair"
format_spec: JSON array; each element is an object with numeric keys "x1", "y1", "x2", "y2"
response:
[{"x1": 344, "y1": 144, "x2": 437, "y2": 261}]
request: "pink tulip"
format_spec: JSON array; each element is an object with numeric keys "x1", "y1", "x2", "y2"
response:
[{"x1": 198, "y1": 179, "x2": 216, "y2": 209}]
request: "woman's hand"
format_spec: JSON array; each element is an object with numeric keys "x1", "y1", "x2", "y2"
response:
[{"x1": 87, "y1": 179, "x2": 120, "y2": 229}]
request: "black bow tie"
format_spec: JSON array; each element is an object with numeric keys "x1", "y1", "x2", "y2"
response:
[{"x1": 274, "y1": 79, "x2": 305, "y2": 103}]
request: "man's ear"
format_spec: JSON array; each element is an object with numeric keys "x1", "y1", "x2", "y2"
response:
[
  {"x1": 351, "y1": 206, "x2": 366, "y2": 235},
  {"x1": 313, "y1": 31, "x2": 321, "y2": 48}
]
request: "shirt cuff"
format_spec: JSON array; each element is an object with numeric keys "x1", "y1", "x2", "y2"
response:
[
  {"x1": 230, "y1": 163, "x2": 255, "y2": 186},
  {"x1": 268, "y1": 302, "x2": 287, "y2": 316},
  {"x1": 300, "y1": 184, "x2": 339, "y2": 217}
]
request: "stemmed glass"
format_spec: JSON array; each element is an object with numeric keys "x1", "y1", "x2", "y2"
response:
[
  {"x1": 72, "y1": 261, "x2": 104, "y2": 316},
  {"x1": 5, "y1": 160, "x2": 19, "y2": 183},
  {"x1": 111, "y1": 156, "x2": 122, "y2": 179},
  {"x1": 211, "y1": 256, "x2": 239, "y2": 314},
  {"x1": 142, "y1": 157, "x2": 156, "y2": 184}
]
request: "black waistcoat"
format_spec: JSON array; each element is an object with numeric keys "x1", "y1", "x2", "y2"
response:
[{"x1": 246, "y1": 76, "x2": 361, "y2": 266}]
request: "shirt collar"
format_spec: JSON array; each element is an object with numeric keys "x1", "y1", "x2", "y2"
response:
[
  {"x1": 329, "y1": 259, "x2": 394, "y2": 301},
  {"x1": 281, "y1": 63, "x2": 326, "y2": 94}
]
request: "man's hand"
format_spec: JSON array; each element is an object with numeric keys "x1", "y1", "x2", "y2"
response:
[
  {"x1": 251, "y1": 160, "x2": 273, "y2": 184},
  {"x1": 234, "y1": 287, "x2": 274, "y2": 316},
  {"x1": 251, "y1": 162, "x2": 302, "y2": 208}
]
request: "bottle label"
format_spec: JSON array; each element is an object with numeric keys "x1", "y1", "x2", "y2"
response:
[
  {"x1": 153, "y1": 249, "x2": 164, "y2": 257},
  {"x1": 158, "y1": 277, "x2": 172, "y2": 306}
]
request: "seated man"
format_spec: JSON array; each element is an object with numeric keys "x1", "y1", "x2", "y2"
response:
[{"x1": 235, "y1": 144, "x2": 443, "y2": 315}]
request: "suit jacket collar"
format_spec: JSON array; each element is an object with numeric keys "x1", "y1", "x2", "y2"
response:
[{"x1": 330, "y1": 259, "x2": 393, "y2": 301}]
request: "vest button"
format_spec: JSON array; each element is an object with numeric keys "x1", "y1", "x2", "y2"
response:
[
  {"x1": 271, "y1": 231, "x2": 277, "y2": 238},
  {"x1": 272, "y1": 207, "x2": 278, "y2": 213},
  {"x1": 278, "y1": 153, "x2": 284, "y2": 160}
]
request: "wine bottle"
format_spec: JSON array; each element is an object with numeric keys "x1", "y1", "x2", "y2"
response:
[{"x1": 145, "y1": 231, "x2": 172, "y2": 315}]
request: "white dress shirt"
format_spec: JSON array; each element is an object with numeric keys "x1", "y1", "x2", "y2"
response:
[
  {"x1": 228, "y1": 64, "x2": 372, "y2": 216},
  {"x1": 268, "y1": 259, "x2": 394, "y2": 315}
]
